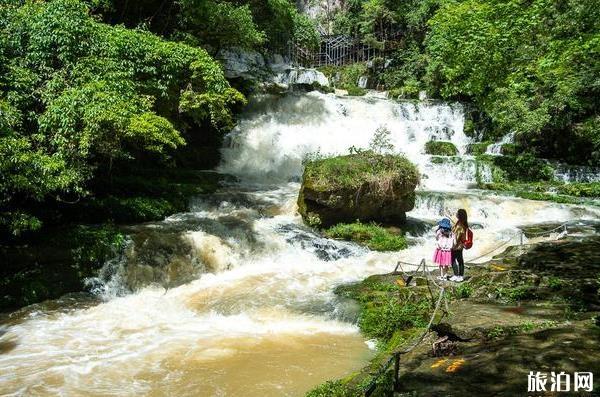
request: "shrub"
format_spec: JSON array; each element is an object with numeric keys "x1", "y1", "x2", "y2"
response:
[
  {"x1": 556, "y1": 182, "x2": 600, "y2": 198},
  {"x1": 345, "y1": 86, "x2": 367, "y2": 96},
  {"x1": 468, "y1": 142, "x2": 491, "y2": 155},
  {"x1": 325, "y1": 221, "x2": 407, "y2": 251},
  {"x1": 369, "y1": 126, "x2": 395, "y2": 154},
  {"x1": 303, "y1": 152, "x2": 419, "y2": 192},
  {"x1": 453, "y1": 283, "x2": 473, "y2": 299},
  {"x1": 320, "y1": 63, "x2": 368, "y2": 95},
  {"x1": 424, "y1": 141, "x2": 458, "y2": 156},
  {"x1": 360, "y1": 296, "x2": 430, "y2": 340},
  {"x1": 305, "y1": 380, "x2": 359, "y2": 397}
]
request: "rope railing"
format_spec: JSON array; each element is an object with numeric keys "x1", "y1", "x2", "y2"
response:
[
  {"x1": 363, "y1": 284, "x2": 446, "y2": 396},
  {"x1": 364, "y1": 221, "x2": 571, "y2": 396},
  {"x1": 521, "y1": 222, "x2": 569, "y2": 237}
]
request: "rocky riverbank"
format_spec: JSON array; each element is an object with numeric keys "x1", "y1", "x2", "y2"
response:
[
  {"x1": 0, "y1": 170, "x2": 233, "y2": 311},
  {"x1": 307, "y1": 225, "x2": 600, "y2": 396}
]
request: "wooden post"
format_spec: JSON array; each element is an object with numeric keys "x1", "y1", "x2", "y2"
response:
[
  {"x1": 520, "y1": 232, "x2": 524, "y2": 246},
  {"x1": 394, "y1": 353, "x2": 400, "y2": 391}
]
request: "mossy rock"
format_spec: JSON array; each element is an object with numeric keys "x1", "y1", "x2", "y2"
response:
[
  {"x1": 467, "y1": 142, "x2": 491, "y2": 155},
  {"x1": 425, "y1": 141, "x2": 458, "y2": 156},
  {"x1": 476, "y1": 153, "x2": 554, "y2": 183},
  {"x1": 0, "y1": 224, "x2": 126, "y2": 310},
  {"x1": 463, "y1": 118, "x2": 476, "y2": 137},
  {"x1": 345, "y1": 86, "x2": 367, "y2": 96},
  {"x1": 298, "y1": 152, "x2": 419, "y2": 227}
]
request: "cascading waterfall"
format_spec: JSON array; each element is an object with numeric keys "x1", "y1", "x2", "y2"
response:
[
  {"x1": 554, "y1": 163, "x2": 600, "y2": 183},
  {"x1": 1, "y1": 91, "x2": 599, "y2": 397},
  {"x1": 485, "y1": 131, "x2": 515, "y2": 155},
  {"x1": 219, "y1": 92, "x2": 471, "y2": 190}
]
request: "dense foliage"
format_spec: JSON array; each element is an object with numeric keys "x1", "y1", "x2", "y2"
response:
[
  {"x1": 328, "y1": 0, "x2": 600, "y2": 165},
  {"x1": 426, "y1": 0, "x2": 600, "y2": 164},
  {"x1": 97, "y1": 0, "x2": 320, "y2": 53},
  {"x1": 0, "y1": 0, "x2": 244, "y2": 237}
]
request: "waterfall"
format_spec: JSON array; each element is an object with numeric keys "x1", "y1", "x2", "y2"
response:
[
  {"x1": 219, "y1": 91, "x2": 471, "y2": 189},
  {"x1": 554, "y1": 163, "x2": 600, "y2": 183},
  {"x1": 485, "y1": 132, "x2": 515, "y2": 155},
  {"x1": 1, "y1": 91, "x2": 599, "y2": 397}
]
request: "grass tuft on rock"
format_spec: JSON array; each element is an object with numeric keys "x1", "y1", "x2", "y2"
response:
[
  {"x1": 467, "y1": 141, "x2": 491, "y2": 155},
  {"x1": 305, "y1": 380, "x2": 357, "y2": 397},
  {"x1": 425, "y1": 140, "x2": 458, "y2": 156},
  {"x1": 303, "y1": 152, "x2": 419, "y2": 192},
  {"x1": 324, "y1": 221, "x2": 407, "y2": 251}
]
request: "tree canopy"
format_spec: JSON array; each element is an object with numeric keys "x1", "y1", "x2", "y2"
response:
[
  {"x1": 328, "y1": 0, "x2": 600, "y2": 164},
  {"x1": 0, "y1": 0, "x2": 244, "y2": 236}
]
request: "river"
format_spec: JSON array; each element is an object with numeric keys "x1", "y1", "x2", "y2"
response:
[{"x1": 1, "y1": 91, "x2": 599, "y2": 396}]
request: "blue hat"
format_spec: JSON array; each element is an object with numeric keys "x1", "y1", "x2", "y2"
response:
[{"x1": 438, "y1": 218, "x2": 451, "y2": 230}]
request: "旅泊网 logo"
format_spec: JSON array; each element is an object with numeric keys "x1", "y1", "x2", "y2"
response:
[{"x1": 527, "y1": 371, "x2": 593, "y2": 393}]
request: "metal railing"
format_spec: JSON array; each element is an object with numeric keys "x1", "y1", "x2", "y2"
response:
[{"x1": 287, "y1": 31, "x2": 402, "y2": 68}]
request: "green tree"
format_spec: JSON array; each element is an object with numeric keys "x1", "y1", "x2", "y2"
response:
[
  {"x1": 178, "y1": 0, "x2": 265, "y2": 53},
  {"x1": 426, "y1": 0, "x2": 600, "y2": 163},
  {"x1": 0, "y1": 0, "x2": 245, "y2": 236}
]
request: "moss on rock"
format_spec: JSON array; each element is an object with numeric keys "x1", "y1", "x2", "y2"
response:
[
  {"x1": 425, "y1": 141, "x2": 458, "y2": 156},
  {"x1": 298, "y1": 152, "x2": 419, "y2": 227},
  {"x1": 324, "y1": 221, "x2": 407, "y2": 251},
  {"x1": 467, "y1": 142, "x2": 491, "y2": 155}
]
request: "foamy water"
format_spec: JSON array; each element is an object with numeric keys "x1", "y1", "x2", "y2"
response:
[{"x1": 1, "y1": 91, "x2": 598, "y2": 396}]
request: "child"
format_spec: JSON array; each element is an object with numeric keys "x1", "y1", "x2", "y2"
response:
[{"x1": 433, "y1": 218, "x2": 453, "y2": 280}]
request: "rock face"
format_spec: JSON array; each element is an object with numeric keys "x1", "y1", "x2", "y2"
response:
[
  {"x1": 273, "y1": 67, "x2": 330, "y2": 88},
  {"x1": 217, "y1": 47, "x2": 330, "y2": 92},
  {"x1": 217, "y1": 47, "x2": 269, "y2": 80},
  {"x1": 298, "y1": 153, "x2": 419, "y2": 227}
]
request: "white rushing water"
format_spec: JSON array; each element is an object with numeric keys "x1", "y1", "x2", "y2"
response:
[
  {"x1": 1, "y1": 91, "x2": 599, "y2": 397},
  {"x1": 485, "y1": 131, "x2": 515, "y2": 155},
  {"x1": 219, "y1": 92, "x2": 471, "y2": 190}
]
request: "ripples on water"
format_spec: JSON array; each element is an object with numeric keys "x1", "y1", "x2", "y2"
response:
[{"x1": 1, "y1": 92, "x2": 599, "y2": 396}]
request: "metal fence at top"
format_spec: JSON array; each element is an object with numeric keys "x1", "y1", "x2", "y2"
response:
[{"x1": 287, "y1": 30, "x2": 403, "y2": 68}]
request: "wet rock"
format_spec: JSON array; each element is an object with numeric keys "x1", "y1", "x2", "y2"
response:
[
  {"x1": 278, "y1": 224, "x2": 361, "y2": 261},
  {"x1": 273, "y1": 67, "x2": 330, "y2": 88}
]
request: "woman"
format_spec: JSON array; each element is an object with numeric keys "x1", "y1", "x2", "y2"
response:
[{"x1": 450, "y1": 209, "x2": 468, "y2": 282}]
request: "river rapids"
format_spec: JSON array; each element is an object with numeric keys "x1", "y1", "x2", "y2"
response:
[{"x1": 1, "y1": 91, "x2": 599, "y2": 396}]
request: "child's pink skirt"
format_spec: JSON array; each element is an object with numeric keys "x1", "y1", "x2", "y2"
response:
[{"x1": 433, "y1": 249, "x2": 452, "y2": 267}]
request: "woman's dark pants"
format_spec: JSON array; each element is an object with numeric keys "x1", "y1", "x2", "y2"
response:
[{"x1": 451, "y1": 249, "x2": 464, "y2": 276}]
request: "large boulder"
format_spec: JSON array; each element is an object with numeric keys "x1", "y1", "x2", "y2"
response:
[
  {"x1": 298, "y1": 153, "x2": 419, "y2": 227},
  {"x1": 216, "y1": 47, "x2": 269, "y2": 80}
]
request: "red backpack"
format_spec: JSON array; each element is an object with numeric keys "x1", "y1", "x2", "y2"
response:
[{"x1": 464, "y1": 228, "x2": 474, "y2": 250}]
